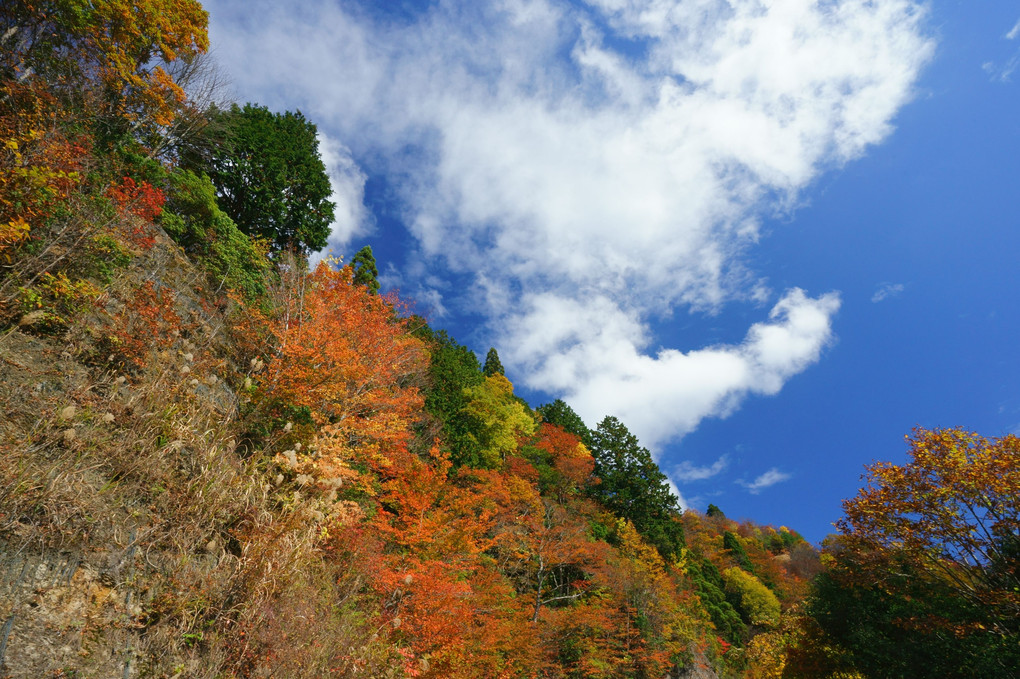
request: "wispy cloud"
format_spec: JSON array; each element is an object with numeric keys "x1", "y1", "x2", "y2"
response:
[
  {"x1": 1007, "y1": 18, "x2": 1020, "y2": 41},
  {"x1": 982, "y1": 17, "x2": 1020, "y2": 82},
  {"x1": 738, "y1": 468, "x2": 792, "y2": 494},
  {"x1": 205, "y1": 0, "x2": 933, "y2": 448},
  {"x1": 871, "y1": 282, "x2": 905, "y2": 303},
  {"x1": 674, "y1": 455, "x2": 729, "y2": 482}
]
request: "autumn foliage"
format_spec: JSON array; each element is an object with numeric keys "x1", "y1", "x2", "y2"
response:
[
  {"x1": 256, "y1": 259, "x2": 427, "y2": 462},
  {"x1": 0, "y1": 83, "x2": 88, "y2": 258},
  {"x1": 837, "y1": 427, "x2": 1020, "y2": 630},
  {"x1": 232, "y1": 262, "x2": 746, "y2": 676},
  {"x1": 782, "y1": 429, "x2": 1020, "y2": 678},
  {"x1": 2, "y1": 0, "x2": 209, "y2": 127},
  {"x1": 0, "y1": 2, "x2": 891, "y2": 677}
]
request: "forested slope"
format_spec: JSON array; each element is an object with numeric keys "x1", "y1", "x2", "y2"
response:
[{"x1": 1, "y1": 2, "x2": 1016, "y2": 678}]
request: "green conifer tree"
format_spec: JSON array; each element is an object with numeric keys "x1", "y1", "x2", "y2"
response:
[
  {"x1": 589, "y1": 416, "x2": 685, "y2": 559},
  {"x1": 483, "y1": 347, "x2": 504, "y2": 377},
  {"x1": 350, "y1": 245, "x2": 380, "y2": 294}
]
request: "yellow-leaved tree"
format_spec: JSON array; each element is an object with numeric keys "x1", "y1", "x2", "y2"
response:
[{"x1": 460, "y1": 374, "x2": 536, "y2": 468}]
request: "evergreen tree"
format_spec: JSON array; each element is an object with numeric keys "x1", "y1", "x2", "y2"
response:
[
  {"x1": 537, "y1": 399, "x2": 592, "y2": 448},
  {"x1": 195, "y1": 103, "x2": 334, "y2": 254},
  {"x1": 412, "y1": 324, "x2": 485, "y2": 466},
  {"x1": 482, "y1": 347, "x2": 504, "y2": 377},
  {"x1": 723, "y1": 530, "x2": 755, "y2": 573},
  {"x1": 589, "y1": 416, "x2": 685, "y2": 559},
  {"x1": 350, "y1": 245, "x2": 380, "y2": 294}
]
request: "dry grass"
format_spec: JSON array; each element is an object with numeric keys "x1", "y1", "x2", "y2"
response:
[{"x1": 0, "y1": 224, "x2": 402, "y2": 678}]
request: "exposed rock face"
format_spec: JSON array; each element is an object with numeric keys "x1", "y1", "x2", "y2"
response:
[{"x1": 670, "y1": 649, "x2": 722, "y2": 679}]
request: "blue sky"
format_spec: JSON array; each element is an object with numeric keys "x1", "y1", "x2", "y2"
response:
[{"x1": 202, "y1": 0, "x2": 1019, "y2": 543}]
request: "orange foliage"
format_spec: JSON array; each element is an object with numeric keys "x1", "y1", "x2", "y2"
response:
[
  {"x1": 365, "y1": 448, "x2": 538, "y2": 678},
  {"x1": 837, "y1": 427, "x2": 1020, "y2": 635},
  {"x1": 493, "y1": 492, "x2": 607, "y2": 622},
  {"x1": 258, "y1": 260, "x2": 427, "y2": 463},
  {"x1": 236, "y1": 267, "x2": 766, "y2": 677},
  {"x1": 532, "y1": 423, "x2": 595, "y2": 502},
  {"x1": 374, "y1": 558, "x2": 533, "y2": 679},
  {"x1": 375, "y1": 446, "x2": 498, "y2": 559},
  {"x1": 3, "y1": 0, "x2": 209, "y2": 127}
]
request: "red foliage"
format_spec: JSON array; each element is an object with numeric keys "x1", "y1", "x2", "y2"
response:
[
  {"x1": 106, "y1": 176, "x2": 166, "y2": 221},
  {"x1": 105, "y1": 176, "x2": 166, "y2": 249},
  {"x1": 107, "y1": 281, "x2": 181, "y2": 368}
]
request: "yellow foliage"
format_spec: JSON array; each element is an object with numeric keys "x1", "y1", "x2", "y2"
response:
[
  {"x1": 0, "y1": 217, "x2": 30, "y2": 262},
  {"x1": 461, "y1": 374, "x2": 536, "y2": 467},
  {"x1": 722, "y1": 567, "x2": 781, "y2": 627},
  {"x1": 746, "y1": 631, "x2": 783, "y2": 678}
]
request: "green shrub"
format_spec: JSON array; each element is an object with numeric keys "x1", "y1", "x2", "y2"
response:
[{"x1": 161, "y1": 169, "x2": 271, "y2": 301}]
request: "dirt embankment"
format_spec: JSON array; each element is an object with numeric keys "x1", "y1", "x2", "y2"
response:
[{"x1": 0, "y1": 225, "x2": 261, "y2": 677}]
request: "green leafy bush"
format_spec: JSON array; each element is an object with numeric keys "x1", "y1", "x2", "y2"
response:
[{"x1": 161, "y1": 168, "x2": 270, "y2": 301}]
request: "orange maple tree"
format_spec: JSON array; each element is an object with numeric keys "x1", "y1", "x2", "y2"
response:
[
  {"x1": 837, "y1": 427, "x2": 1020, "y2": 636},
  {"x1": 258, "y1": 260, "x2": 427, "y2": 463},
  {"x1": 366, "y1": 447, "x2": 539, "y2": 678},
  {"x1": 2, "y1": 0, "x2": 209, "y2": 127}
]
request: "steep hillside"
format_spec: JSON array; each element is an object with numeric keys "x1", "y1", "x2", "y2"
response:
[
  {"x1": 5, "y1": 2, "x2": 1016, "y2": 678},
  {"x1": 0, "y1": 216, "x2": 813, "y2": 677},
  {"x1": 0, "y1": 221, "x2": 394, "y2": 676}
]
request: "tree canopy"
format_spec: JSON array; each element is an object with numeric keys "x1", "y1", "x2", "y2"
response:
[
  {"x1": 838, "y1": 428, "x2": 1020, "y2": 634},
  {"x1": 794, "y1": 428, "x2": 1020, "y2": 678},
  {"x1": 723, "y1": 567, "x2": 780, "y2": 628},
  {"x1": 413, "y1": 325, "x2": 486, "y2": 466},
  {"x1": 460, "y1": 374, "x2": 535, "y2": 468},
  {"x1": 1, "y1": 0, "x2": 209, "y2": 129},
  {"x1": 197, "y1": 103, "x2": 334, "y2": 254},
  {"x1": 588, "y1": 416, "x2": 685, "y2": 559}
]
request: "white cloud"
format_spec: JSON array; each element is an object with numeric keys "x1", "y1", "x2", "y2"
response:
[
  {"x1": 666, "y1": 477, "x2": 690, "y2": 511},
  {"x1": 1007, "y1": 18, "x2": 1020, "y2": 41},
  {"x1": 739, "y1": 467, "x2": 792, "y2": 494},
  {"x1": 982, "y1": 16, "x2": 1020, "y2": 82},
  {"x1": 205, "y1": 0, "x2": 932, "y2": 448},
  {"x1": 871, "y1": 282, "x2": 905, "y2": 303},
  {"x1": 674, "y1": 455, "x2": 729, "y2": 482},
  {"x1": 509, "y1": 287, "x2": 840, "y2": 450},
  {"x1": 315, "y1": 132, "x2": 372, "y2": 258}
]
